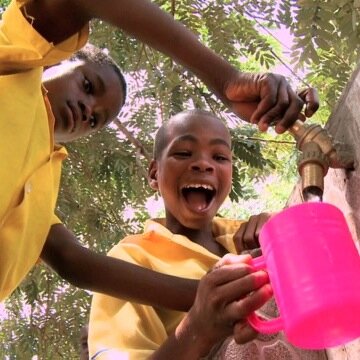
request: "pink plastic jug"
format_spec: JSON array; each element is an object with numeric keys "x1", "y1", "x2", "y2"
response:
[{"x1": 248, "y1": 202, "x2": 360, "y2": 349}]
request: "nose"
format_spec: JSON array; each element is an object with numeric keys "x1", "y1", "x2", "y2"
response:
[
  {"x1": 190, "y1": 156, "x2": 214, "y2": 172},
  {"x1": 78, "y1": 100, "x2": 93, "y2": 122}
]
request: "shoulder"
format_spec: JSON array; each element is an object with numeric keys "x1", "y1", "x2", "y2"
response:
[
  {"x1": 0, "y1": 0, "x2": 88, "y2": 73},
  {"x1": 212, "y1": 217, "x2": 245, "y2": 237}
]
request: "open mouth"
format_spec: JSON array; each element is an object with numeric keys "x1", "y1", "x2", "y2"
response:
[
  {"x1": 66, "y1": 101, "x2": 77, "y2": 133},
  {"x1": 181, "y1": 184, "x2": 216, "y2": 212}
]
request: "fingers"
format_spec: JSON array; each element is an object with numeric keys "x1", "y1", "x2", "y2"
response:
[
  {"x1": 259, "y1": 85, "x2": 319, "y2": 134},
  {"x1": 190, "y1": 257, "x2": 272, "y2": 346},
  {"x1": 234, "y1": 217, "x2": 260, "y2": 253},
  {"x1": 274, "y1": 86, "x2": 320, "y2": 133},
  {"x1": 273, "y1": 85, "x2": 304, "y2": 134},
  {"x1": 247, "y1": 248, "x2": 262, "y2": 258},
  {"x1": 233, "y1": 322, "x2": 258, "y2": 344},
  {"x1": 255, "y1": 76, "x2": 292, "y2": 132},
  {"x1": 214, "y1": 281, "x2": 272, "y2": 338},
  {"x1": 215, "y1": 270, "x2": 270, "y2": 304},
  {"x1": 245, "y1": 212, "x2": 274, "y2": 256},
  {"x1": 213, "y1": 253, "x2": 252, "y2": 268},
  {"x1": 297, "y1": 87, "x2": 320, "y2": 117},
  {"x1": 206, "y1": 261, "x2": 253, "y2": 287},
  {"x1": 201, "y1": 271, "x2": 271, "y2": 338},
  {"x1": 239, "y1": 283, "x2": 273, "y2": 315},
  {"x1": 248, "y1": 73, "x2": 303, "y2": 132},
  {"x1": 203, "y1": 259, "x2": 270, "y2": 311},
  {"x1": 233, "y1": 213, "x2": 272, "y2": 254},
  {"x1": 227, "y1": 73, "x2": 318, "y2": 134},
  {"x1": 226, "y1": 283, "x2": 273, "y2": 322}
]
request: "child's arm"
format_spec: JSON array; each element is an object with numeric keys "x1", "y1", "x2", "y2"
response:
[
  {"x1": 23, "y1": 0, "x2": 318, "y2": 133},
  {"x1": 149, "y1": 254, "x2": 272, "y2": 359},
  {"x1": 41, "y1": 224, "x2": 197, "y2": 311}
]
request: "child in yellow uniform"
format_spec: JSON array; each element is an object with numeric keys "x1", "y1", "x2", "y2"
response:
[
  {"x1": 0, "y1": 0, "x2": 319, "y2": 311},
  {"x1": 88, "y1": 110, "x2": 327, "y2": 359}
]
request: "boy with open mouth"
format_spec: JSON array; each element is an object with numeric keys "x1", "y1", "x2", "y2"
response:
[{"x1": 88, "y1": 109, "x2": 273, "y2": 359}]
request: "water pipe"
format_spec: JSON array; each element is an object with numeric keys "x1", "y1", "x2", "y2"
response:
[{"x1": 288, "y1": 120, "x2": 354, "y2": 202}]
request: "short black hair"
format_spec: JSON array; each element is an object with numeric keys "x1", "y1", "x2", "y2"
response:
[
  {"x1": 71, "y1": 43, "x2": 127, "y2": 107},
  {"x1": 153, "y1": 109, "x2": 223, "y2": 160}
]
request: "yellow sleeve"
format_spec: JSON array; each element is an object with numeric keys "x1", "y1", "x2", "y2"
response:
[
  {"x1": 88, "y1": 240, "x2": 169, "y2": 360},
  {"x1": 0, "y1": 0, "x2": 89, "y2": 73},
  {"x1": 51, "y1": 214, "x2": 62, "y2": 226}
]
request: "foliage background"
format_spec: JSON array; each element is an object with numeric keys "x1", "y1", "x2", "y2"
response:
[{"x1": 1, "y1": 0, "x2": 359, "y2": 358}]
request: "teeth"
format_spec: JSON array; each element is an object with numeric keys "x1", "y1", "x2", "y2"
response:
[{"x1": 183, "y1": 184, "x2": 214, "y2": 191}]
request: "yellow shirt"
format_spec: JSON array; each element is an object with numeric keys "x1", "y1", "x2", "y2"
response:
[
  {"x1": 88, "y1": 217, "x2": 242, "y2": 360},
  {"x1": 0, "y1": 0, "x2": 88, "y2": 300}
]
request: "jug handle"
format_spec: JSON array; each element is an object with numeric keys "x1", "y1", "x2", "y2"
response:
[{"x1": 247, "y1": 255, "x2": 284, "y2": 334}]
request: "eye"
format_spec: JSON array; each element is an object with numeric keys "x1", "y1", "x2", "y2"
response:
[
  {"x1": 89, "y1": 114, "x2": 98, "y2": 128},
  {"x1": 173, "y1": 151, "x2": 191, "y2": 158},
  {"x1": 83, "y1": 77, "x2": 93, "y2": 94},
  {"x1": 214, "y1": 154, "x2": 230, "y2": 162}
]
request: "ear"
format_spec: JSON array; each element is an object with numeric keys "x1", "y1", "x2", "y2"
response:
[{"x1": 148, "y1": 160, "x2": 159, "y2": 191}]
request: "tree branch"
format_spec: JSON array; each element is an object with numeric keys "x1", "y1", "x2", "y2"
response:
[
  {"x1": 114, "y1": 117, "x2": 152, "y2": 162},
  {"x1": 239, "y1": 136, "x2": 296, "y2": 145}
]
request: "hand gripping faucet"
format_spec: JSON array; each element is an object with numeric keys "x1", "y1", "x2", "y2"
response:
[{"x1": 288, "y1": 120, "x2": 354, "y2": 202}]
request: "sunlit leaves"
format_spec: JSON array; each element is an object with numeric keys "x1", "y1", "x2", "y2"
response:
[
  {"x1": 0, "y1": 0, "x2": 10, "y2": 15},
  {"x1": 286, "y1": 1, "x2": 360, "y2": 111}
]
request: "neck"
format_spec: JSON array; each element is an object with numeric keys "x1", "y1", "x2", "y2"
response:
[{"x1": 165, "y1": 215, "x2": 228, "y2": 257}]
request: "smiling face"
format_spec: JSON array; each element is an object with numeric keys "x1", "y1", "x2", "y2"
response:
[
  {"x1": 149, "y1": 111, "x2": 232, "y2": 231},
  {"x1": 43, "y1": 59, "x2": 125, "y2": 143}
]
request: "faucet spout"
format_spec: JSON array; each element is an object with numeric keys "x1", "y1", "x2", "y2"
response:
[
  {"x1": 288, "y1": 120, "x2": 354, "y2": 201},
  {"x1": 298, "y1": 142, "x2": 328, "y2": 202}
]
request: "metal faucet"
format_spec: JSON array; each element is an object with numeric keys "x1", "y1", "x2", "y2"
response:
[{"x1": 288, "y1": 120, "x2": 354, "y2": 202}]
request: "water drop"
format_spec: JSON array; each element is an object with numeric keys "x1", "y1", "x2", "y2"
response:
[{"x1": 303, "y1": 186, "x2": 323, "y2": 203}]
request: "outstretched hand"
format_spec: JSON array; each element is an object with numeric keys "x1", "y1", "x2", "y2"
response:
[
  {"x1": 177, "y1": 254, "x2": 272, "y2": 356},
  {"x1": 234, "y1": 212, "x2": 274, "y2": 255},
  {"x1": 223, "y1": 72, "x2": 319, "y2": 134}
]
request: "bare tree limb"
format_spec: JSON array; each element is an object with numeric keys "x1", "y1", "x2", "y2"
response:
[{"x1": 114, "y1": 117, "x2": 152, "y2": 162}]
